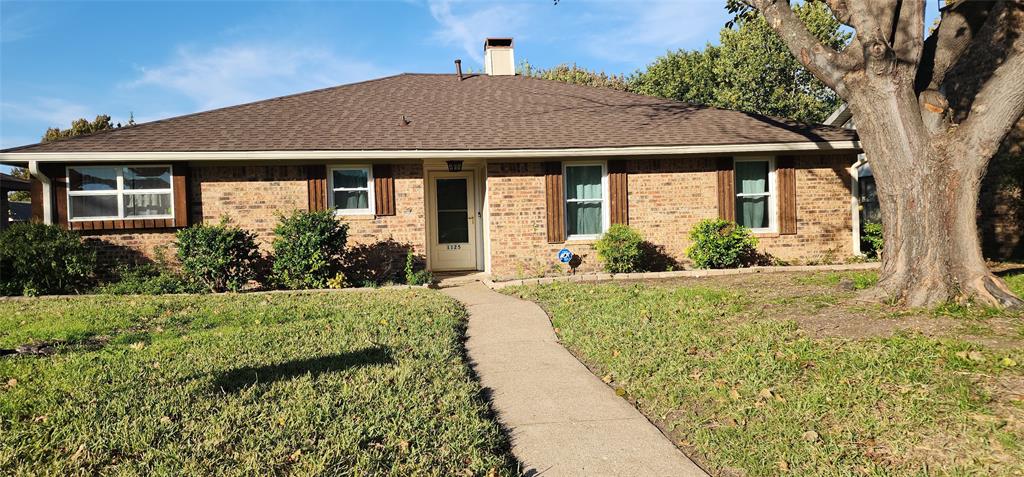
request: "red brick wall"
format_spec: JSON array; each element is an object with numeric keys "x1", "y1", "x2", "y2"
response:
[
  {"x1": 485, "y1": 155, "x2": 856, "y2": 280},
  {"x1": 80, "y1": 163, "x2": 427, "y2": 271}
]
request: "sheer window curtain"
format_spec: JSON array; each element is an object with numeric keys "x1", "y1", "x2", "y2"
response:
[
  {"x1": 735, "y1": 162, "x2": 769, "y2": 229},
  {"x1": 566, "y1": 165, "x2": 603, "y2": 236}
]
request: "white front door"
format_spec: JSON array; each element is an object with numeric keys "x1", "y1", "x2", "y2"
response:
[{"x1": 428, "y1": 172, "x2": 479, "y2": 271}]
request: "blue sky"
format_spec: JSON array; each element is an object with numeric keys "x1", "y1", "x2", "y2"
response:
[{"x1": 1, "y1": 0, "x2": 943, "y2": 162}]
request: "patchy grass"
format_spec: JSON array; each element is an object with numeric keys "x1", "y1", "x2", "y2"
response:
[
  {"x1": 0, "y1": 291, "x2": 515, "y2": 475},
  {"x1": 792, "y1": 271, "x2": 878, "y2": 290},
  {"x1": 506, "y1": 272, "x2": 1024, "y2": 477}
]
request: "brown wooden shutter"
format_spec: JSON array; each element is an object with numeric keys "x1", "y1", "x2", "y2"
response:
[
  {"x1": 776, "y1": 156, "x2": 797, "y2": 235},
  {"x1": 716, "y1": 157, "x2": 735, "y2": 222},
  {"x1": 544, "y1": 161, "x2": 565, "y2": 243},
  {"x1": 307, "y1": 165, "x2": 328, "y2": 212},
  {"x1": 608, "y1": 159, "x2": 628, "y2": 225},
  {"x1": 373, "y1": 164, "x2": 396, "y2": 216},
  {"x1": 42, "y1": 164, "x2": 69, "y2": 229},
  {"x1": 172, "y1": 163, "x2": 189, "y2": 227}
]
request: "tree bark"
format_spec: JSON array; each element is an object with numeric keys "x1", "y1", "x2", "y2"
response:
[{"x1": 849, "y1": 91, "x2": 1023, "y2": 308}]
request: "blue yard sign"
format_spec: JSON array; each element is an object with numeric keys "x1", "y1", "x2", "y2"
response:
[{"x1": 557, "y1": 248, "x2": 573, "y2": 263}]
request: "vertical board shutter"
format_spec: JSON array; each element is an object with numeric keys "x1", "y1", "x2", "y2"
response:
[
  {"x1": 544, "y1": 161, "x2": 565, "y2": 243},
  {"x1": 373, "y1": 164, "x2": 396, "y2": 216},
  {"x1": 172, "y1": 163, "x2": 189, "y2": 227},
  {"x1": 42, "y1": 164, "x2": 68, "y2": 229},
  {"x1": 716, "y1": 157, "x2": 735, "y2": 222},
  {"x1": 777, "y1": 156, "x2": 797, "y2": 235},
  {"x1": 608, "y1": 159, "x2": 628, "y2": 225},
  {"x1": 307, "y1": 165, "x2": 328, "y2": 212}
]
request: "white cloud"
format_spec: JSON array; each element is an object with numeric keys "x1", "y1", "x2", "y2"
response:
[
  {"x1": 128, "y1": 43, "x2": 392, "y2": 110},
  {"x1": 427, "y1": 0, "x2": 529, "y2": 64},
  {"x1": 581, "y1": 1, "x2": 728, "y2": 62},
  {"x1": 0, "y1": 97, "x2": 92, "y2": 127}
]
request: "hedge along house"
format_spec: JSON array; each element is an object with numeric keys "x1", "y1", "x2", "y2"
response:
[{"x1": 0, "y1": 39, "x2": 861, "y2": 280}]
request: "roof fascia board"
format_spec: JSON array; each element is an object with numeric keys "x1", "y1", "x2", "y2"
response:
[{"x1": 0, "y1": 141, "x2": 861, "y2": 162}]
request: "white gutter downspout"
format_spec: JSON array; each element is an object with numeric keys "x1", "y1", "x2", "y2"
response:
[
  {"x1": 850, "y1": 157, "x2": 867, "y2": 256},
  {"x1": 28, "y1": 161, "x2": 52, "y2": 225}
]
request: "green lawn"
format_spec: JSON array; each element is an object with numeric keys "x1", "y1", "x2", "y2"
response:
[
  {"x1": 507, "y1": 271, "x2": 1024, "y2": 477},
  {"x1": 0, "y1": 290, "x2": 515, "y2": 476}
]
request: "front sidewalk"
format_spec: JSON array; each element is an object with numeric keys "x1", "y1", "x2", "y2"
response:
[{"x1": 443, "y1": 283, "x2": 707, "y2": 476}]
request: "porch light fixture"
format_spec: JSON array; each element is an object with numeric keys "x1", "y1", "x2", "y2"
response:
[{"x1": 446, "y1": 160, "x2": 464, "y2": 172}]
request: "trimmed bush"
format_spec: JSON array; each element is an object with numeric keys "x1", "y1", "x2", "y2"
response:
[
  {"x1": 342, "y1": 239, "x2": 410, "y2": 286},
  {"x1": 0, "y1": 222, "x2": 96, "y2": 296},
  {"x1": 175, "y1": 219, "x2": 261, "y2": 292},
  {"x1": 685, "y1": 219, "x2": 759, "y2": 269},
  {"x1": 98, "y1": 263, "x2": 203, "y2": 295},
  {"x1": 862, "y1": 222, "x2": 884, "y2": 259},
  {"x1": 595, "y1": 224, "x2": 645, "y2": 273},
  {"x1": 271, "y1": 210, "x2": 349, "y2": 289}
]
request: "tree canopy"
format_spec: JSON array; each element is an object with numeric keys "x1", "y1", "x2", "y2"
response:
[
  {"x1": 41, "y1": 114, "x2": 134, "y2": 143},
  {"x1": 527, "y1": 1, "x2": 850, "y2": 124}
]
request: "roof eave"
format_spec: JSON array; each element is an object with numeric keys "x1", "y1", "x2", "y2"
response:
[{"x1": 0, "y1": 141, "x2": 862, "y2": 163}]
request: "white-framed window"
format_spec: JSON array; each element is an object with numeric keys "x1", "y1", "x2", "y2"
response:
[
  {"x1": 66, "y1": 165, "x2": 174, "y2": 221},
  {"x1": 564, "y1": 162, "x2": 609, "y2": 240},
  {"x1": 328, "y1": 166, "x2": 375, "y2": 215},
  {"x1": 734, "y1": 157, "x2": 777, "y2": 232}
]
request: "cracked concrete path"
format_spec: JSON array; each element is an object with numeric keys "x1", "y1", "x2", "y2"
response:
[{"x1": 442, "y1": 282, "x2": 707, "y2": 477}]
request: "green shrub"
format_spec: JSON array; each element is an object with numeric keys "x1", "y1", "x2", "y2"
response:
[
  {"x1": 98, "y1": 263, "x2": 202, "y2": 295},
  {"x1": 404, "y1": 250, "x2": 433, "y2": 286},
  {"x1": 271, "y1": 210, "x2": 349, "y2": 289},
  {"x1": 0, "y1": 222, "x2": 96, "y2": 296},
  {"x1": 862, "y1": 222, "x2": 884, "y2": 258},
  {"x1": 685, "y1": 219, "x2": 759, "y2": 269},
  {"x1": 595, "y1": 224, "x2": 645, "y2": 273},
  {"x1": 175, "y1": 219, "x2": 261, "y2": 292}
]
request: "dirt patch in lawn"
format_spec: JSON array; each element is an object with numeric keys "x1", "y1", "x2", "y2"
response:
[{"x1": 640, "y1": 271, "x2": 1024, "y2": 349}]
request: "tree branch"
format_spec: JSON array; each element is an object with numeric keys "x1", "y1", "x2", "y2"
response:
[
  {"x1": 953, "y1": 30, "x2": 1024, "y2": 166},
  {"x1": 751, "y1": 0, "x2": 856, "y2": 95},
  {"x1": 914, "y1": 0, "x2": 996, "y2": 94}
]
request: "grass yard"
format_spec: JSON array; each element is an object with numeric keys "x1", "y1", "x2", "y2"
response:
[
  {"x1": 0, "y1": 290, "x2": 515, "y2": 476},
  {"x1": 506, "y1": 268, "x2": 1024, "y2": 477}
]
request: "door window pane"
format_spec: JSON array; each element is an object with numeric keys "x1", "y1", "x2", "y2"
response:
[
  {"x1": 566, "y1": 165, "x2": 602, "y2": 200},
  {"x1": 437, "y1": 211, "x2": 469, "y2": 244},
  {"x1": 69, "y1": 167, "x2": 117, "y2": 191},
  {"x1": 124, "y1": 193, "x2": 172, "y2": 217},
  {"x1": 436, "y1": 179, "x2": 469, "y2": 244},
  {"x1": 436, "y1": 179, "x2": 467, "y2": 210},
  {"x1": 735, "y1": 161, "x2": 768, "y2": 194},
  {"x1": 70, "y1": 195, "x2": 118, "y2": 218},
  {"x1": 736, "y1": 197, "x2": 769, "y2": 229},
  {"x1": 333, "y1": 190, "x2": 369, "y2": 210},
  {"x1": 124, "y1": 166, "x2": 171, "y2": 190},
  {"x1": 333, "y1": 169, "x2": 368, "y2": 189}
]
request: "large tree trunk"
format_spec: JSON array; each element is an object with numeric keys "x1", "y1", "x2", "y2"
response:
[{"x1": 849, "y1": 93, "x2": 1024, "y2": 308}]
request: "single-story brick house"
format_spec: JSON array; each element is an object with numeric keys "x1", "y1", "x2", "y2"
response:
[{"x1": 0, "y1": 39, "x2": 864, "y2": 279}]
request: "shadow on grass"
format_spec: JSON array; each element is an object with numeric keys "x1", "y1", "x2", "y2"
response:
[{"x1": 213, "y1": 346, "x2": 393, "y2": 393}]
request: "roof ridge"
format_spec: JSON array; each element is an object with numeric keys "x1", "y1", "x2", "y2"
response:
[{"x1": 1, "y1": 73, "x2": 413, "y2": 153}]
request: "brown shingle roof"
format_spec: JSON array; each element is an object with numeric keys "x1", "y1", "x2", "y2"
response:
[{"x1": 2, "y1": 74, "x2": 857, "y2": 153}]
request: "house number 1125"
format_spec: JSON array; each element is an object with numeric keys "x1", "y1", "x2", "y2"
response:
[{"x1": 446, "y1": 244, "x2": 462, "y2": 250}]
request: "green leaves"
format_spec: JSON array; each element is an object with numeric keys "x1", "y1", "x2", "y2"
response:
[
  {"x1": 271, "y1": 210, "x2": 349, "y2": 290},
  {"x1": 594, "y1": 224, "x2": 645, "y2": 273},
  {"x1": 0, "y1": 222, "x2": 97, "y2": 296},
  {"x1": 631, "y1": 2, "x2": 850, "y2": 124},
  {"x1": 174, "y1": 218, "x2": 261, "y2": 292},
  {"x1": 686, "y1": 219, "x2": 759, "y2": 269}
]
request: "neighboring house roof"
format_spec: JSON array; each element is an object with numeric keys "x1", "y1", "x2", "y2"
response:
[
  {"x1": 1, "y1": 74, "x2": 857, "y2": 155},
  {"x1": 0, "y1": 172, "x2": 31, "y2": 192},
  {"x1": 824, "y1": 104, "x2": 853, "y2": 128}
]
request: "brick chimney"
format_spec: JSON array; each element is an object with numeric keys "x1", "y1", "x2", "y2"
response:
[{"x1": 484, "y1": 38, "x2": 515, "y2": 76}]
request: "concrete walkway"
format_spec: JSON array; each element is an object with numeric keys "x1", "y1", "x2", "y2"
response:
[{"x1": 442, "y1": 282, "x2": 707, "y2": 477}]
